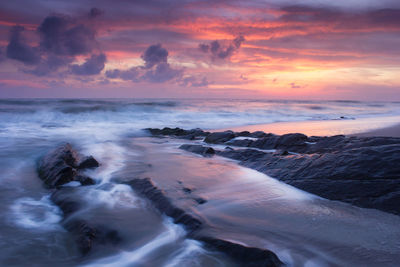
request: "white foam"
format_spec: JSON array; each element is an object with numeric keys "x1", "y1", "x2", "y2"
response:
[
  {"x1": 82, "y1": 218, "x2": 186, "y2": 267},
  {"x1": 164, "y1": 239, "x2": 205, "y2": 267},
  {"x1": 83, "y1": 184, "x2": 142, "y2": 209},
  {"x1": 9, "y1": 196, "x2": 63, "y2": 231}
]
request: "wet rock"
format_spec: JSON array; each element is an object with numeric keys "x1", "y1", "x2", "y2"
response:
[
  {"x1": 76, "y1": 175, "x2": 96, "y2": 186},
  {"x1": 64, "y1": 219, "x2": 121, "y2": 255},
  {"x1": 37, "y1": 144, "x2": 99, "y2": 188},
  {"x1": 37, "y1": 144, "x2": 78, "y2": 188},
  {"x1": 146, "y1": 127, "x2": 209, "y2": 139},
  {"x1": 194, "y1": 197, "x2": 207, "y2": 205},
  {"x1": 204, "y1": 131, "x2": 236, "y2": 144},
  {"x1": 179, "y1": 144, "x2": 215, "y2": 156},
  {"x1": 125, "y1": 178, "x2": 203, "y2": 232},
  {"x1": 198, "y1": 237, "x2": 283, "y2": 267},
  {"x1": 78, "y1": 156, "x2": 100, "y2": 169}
]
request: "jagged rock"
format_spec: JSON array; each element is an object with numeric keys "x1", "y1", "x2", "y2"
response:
[
  {"x1": 78, "y1": 156, "x2": 100, "y2": 169},
  {"x1": 204, "y1": 131, "x2": 236, "y2": 144},
  {"x1": 37, "y1": 144, "x2": 98, "y2": 187},
  {"x1": 198, "y1": 237, "x2": 283, "y2": 267},
  {"x1": 179, "y1": 144, "x2": 215, "y2": 156},
  {"x1": 124, "y1": 178, "x2": 203, "y2": 233},
  {"x1": 37, "y1": 144, "x2": 78, "y2": 188}
]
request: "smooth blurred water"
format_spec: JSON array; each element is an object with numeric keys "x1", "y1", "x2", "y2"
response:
[{"x1": 0, "y1": 99, "x2": 399, "y2": 266}]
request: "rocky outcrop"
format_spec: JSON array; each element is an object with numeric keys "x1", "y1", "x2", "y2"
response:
[
  {"x1": 37, "y1": 145, "x2": 120, "y2": 255},
  {"x1": 198, "y1": 237, "x2": 283, "y2": 267},
  {"x1": 124, "y1": 178, "x2": 203, "y2": 233},
  {"x1": 37, "y1": 144, "x2": 97, "y2": 188},
  {"x1": 148, "y1": 127, "x2": 400, "y2": 215},
  {"x1": 125, "y1": 177, "x2": 283, "y2": 267}
]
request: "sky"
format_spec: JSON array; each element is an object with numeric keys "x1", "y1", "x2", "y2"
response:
[{"x1": 0, "y1": 0, "x2": 400, "y2": 100}]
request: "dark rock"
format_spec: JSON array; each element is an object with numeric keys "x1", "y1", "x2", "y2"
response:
[
  {"x1": 76, "y1": 175, "x2": 96, "y2": 186},
  {"x1": 78, "y1": 156, "x2": 99, "y2": 169},
  {"x1": 37, "y1": 144, "x2": 78, "y2": 188},
  {"x1": 198, "y1": 237, "x2": 283, "y2": 267},
  {"x1": 250, "y1": 131, "x2": 269, "y2": 138},
  {"x1": 124, "y1": 178, "x2": 202, "y2": 233},
  {"x1": 64, "y1": 219, "x2": 121, "y2": 255},
  {"x1": 238, "y1": 131, "x2": 251, "y2": 137},
  {"x1": 204, "y1": 131, "x2": 235, "y2": 144},
  {"x1": 182, "y1": 187, "x2": 192, "y2": 193},
  {"x1": 179, "y1": 144, "x2": 215, "y2": 156},
  {"x1": 226, "y1": 138, "x2": 253, "y2": 147},
  {"x1": 194, "y1": 197, "x2": 207, "y2": 204},
  {"x1": 37, "y1": 144, "x2": 100, "y2": 188},
  {"x1": 50, "y1": 189, "x2": 81, "y2": 216},
  {"x1": 146, "y1": 127, "x2": 209, "y2": 139}
]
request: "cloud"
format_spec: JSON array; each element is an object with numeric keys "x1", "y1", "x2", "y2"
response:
[
  {"x1": 71, "y1": 53, "x2": 106, "y2": 75},
  {"x1": 179, "y1": 76, "x2": 210, "y2": 87},
  {"x1": 199, "y1": 35, "x2": 245, "y2": 60},
  {"x1": 6, "y1": 26, "x2": 41, "y2": 65},
  {"x1": 38, "y1": 15, "x2": 97, "y2": 56},
  {"x1": 106, "y1": 43, "x2": 182, "y2": 83},
  {"x1": 105, "y1": 67, "x2": 140, "y2": 81},
  {"x1": 143, "y1": 62, "x2": 182, "y2": 83},
  {"x1": 5, "y1": 10, "x2": 105, "y2": 76},
  {"x1": 89, "y1": 8, "x2": 103, "y2": 18},
  {"x1": 141, "y1": 44, "x2": 168, "y2": 69},
  {"x1": 26, "y1": 55, "x2": 73, "y2": 76}
]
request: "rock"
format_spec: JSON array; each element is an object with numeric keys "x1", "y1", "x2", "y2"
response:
[
  {"x1": 146, "y1": 127, "x2": 209, "y2": 139},
  {"x1": 76, "y1": 175, "x2": 96, "y2": 186},
  {"x1": 204, "y1": 131, "x2": 236, "y2": 144},
  {"x1": 78, "y1": 156, "x2": 99, "y2": 169},
  {"x1": 194, "y1": 197, "x2": 207, "y2": 204},
  {"x1": 37, "y1": 146, "x2": 119, "y2": 255},
  {"x1": 38, "y1": 144, "x2": 99, "y2": 188},
  {"x1": 37, "y1": 144, "x2": 78, "y2": 188},
  {"x1": 198, "y1": 237, "x2": 283, "y2": 267},
  {"x1": 124, "y1": 178, "x2": 203, "y2": 233},
  {"x1": 179, "y1": 144, "x2": 215, "y2": 156},
  {"x1": 64, "y1": 219, "x2": 121, "y2": 255}
]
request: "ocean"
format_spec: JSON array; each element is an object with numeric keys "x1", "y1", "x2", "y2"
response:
[{"x1": 1, "y1": 98, "x2": 400, "y2": 266}]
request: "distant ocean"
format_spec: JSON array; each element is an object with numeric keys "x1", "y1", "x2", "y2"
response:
[{"x1": 1, "y1": 99, "x2": 400, "y2": 136}]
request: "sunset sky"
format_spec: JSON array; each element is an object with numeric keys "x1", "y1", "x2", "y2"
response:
[{"x1": 0, "y1": 0, "x2": 400, "y2": 100}]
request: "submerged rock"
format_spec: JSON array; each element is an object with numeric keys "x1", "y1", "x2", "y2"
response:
[
  {"x1": 125, "y1": 177, "x2": 282, "y2": 266},
  {"x1": 37, "y1": 145, "x2": 120, "y2": 255},
  {"x1": 124, "y1": 178, "x2": 203, "y2": 233}
]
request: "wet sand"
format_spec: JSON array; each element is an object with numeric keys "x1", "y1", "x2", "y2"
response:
[
  {"x1": 217, "y1": 115, "x2": 400, "y2": 137},
  {"x1": 352, "y1": 123, "x2": 400, "y2": 137}
]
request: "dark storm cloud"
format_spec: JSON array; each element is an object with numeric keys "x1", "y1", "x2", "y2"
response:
[
  {"x1": 106, "y1": 43, "x2": 182, "y2": 83},
  {"x1": 4, "y1": 10, "x2": 105, "y2": 76},
  {"x1": 27, "y1": 55, "x2": 73, "y2": 76},
  {"x1": 105, "y1": 68, "x2": 140, "y2": 81},
  {"x1": 89, "y1": 8, "x2": 103, "y2": 18},
  {"x1": 142, "y1": 62, "x2": 182, "y2": 83},
  {"x1": 141, "y1": 44, "x2": 168, "y2": 69},
  {"x1": 71, "y1": 53, "x2": 106, "y2": 75},
  {"x1": 199, "y1": 36, "x2": 245, "y2": 60},
  {"x1": 38, "y1": 15, "x2": 97, "y2": 56},
  {"x1": 6, "y1": 26, "x2": 41, "y2": 65}
]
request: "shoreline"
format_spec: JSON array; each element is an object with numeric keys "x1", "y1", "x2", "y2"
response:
[{"x1": 214, "y1": 115, "x2": 400, "y2": 137}]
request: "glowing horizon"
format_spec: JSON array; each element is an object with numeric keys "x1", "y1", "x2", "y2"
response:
[{"x1": 0, "y1": 0, "x2": 399, "y2": 100}]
